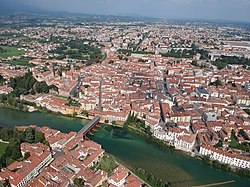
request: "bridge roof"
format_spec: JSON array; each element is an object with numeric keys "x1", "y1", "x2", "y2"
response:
[{"x1": 78, "y1": 116, "x2": 100, "y2": 135}]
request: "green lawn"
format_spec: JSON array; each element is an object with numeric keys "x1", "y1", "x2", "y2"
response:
[
  {"x1": 0, "y1": 142, "x2": 8, "y2": 157},
  {"x1": 0, "y1": 57, "x2": 34, "y2": 67},
  {"x1": 0, "y1": 46, "x2": 26, "y2": 58}
]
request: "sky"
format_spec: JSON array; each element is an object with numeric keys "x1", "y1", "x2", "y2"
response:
[{"x1": 1, "y1": 0, "x2": 250, "y2": 22}]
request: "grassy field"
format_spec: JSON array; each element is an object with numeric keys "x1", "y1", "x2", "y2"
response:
[
  {"x1": 0, "y1": 46, "x2": 26, "y2": 58},
  {"x1": 0, "y1": 142, "x2": 8, "y2": 157},
  {"x1": 0, "y1": 57, "x2": 35, "y2": 67}
]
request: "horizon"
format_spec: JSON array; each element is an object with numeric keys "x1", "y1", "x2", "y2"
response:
[{"x1": 0, "y1": 0, "x2": 250, "y2": 23}]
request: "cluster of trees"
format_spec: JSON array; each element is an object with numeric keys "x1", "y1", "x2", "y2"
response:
[
  {"x1": 9, "y1": 72, "x2": 56, "y2": 97},
  {"x1": 209, "y1": 79, "x2": 223, "y2": 87},
  {"x1": 229, "y1": 131, "x2": 250, "y2": 151},
  {"x1": 162, "y1": 44, "x2": 209, "y2": 59},
  {"x1": 162, "y1": 49, "x2": 195, "y2": 58},
  {"x1": 97, "y1": 155, "x2": 117, "y2": 174},
  {"x1": 212, "y1": 56, "x2": 250, "y2": 70},
  {"x1": 191, "y1": 61, "x2": 206, "y2": 68},
  {"x1": 124, "y1": 112, "x2": 146, "y2": 131},
  {"x1": 0, "y1": 94, "x2": 25, "y2": 110},
  {"x1": 49, "y1": 39, "x2": 102, "y2": 62},
  {"x1": 67, "y1": 98, "x2": 81, "y2": 107},
  {"x1": 243, "y1": 109, "x2": 250, "y2": 115},
  {"x1": 9, "y1": 72, "x2": 36, "y2": 97},
  {"x1": 202, "y1": 156, "x2": 230, "y2": 171},
  {"x1": 0, "y1": 72, "x2": 58, "y2": 109},
  {"x1": 237, "y1": 168, "x2": 250, "y2": 177},
  {"x1": 135, "y1": 168, "x2": 171, "y2": 187},
  {"x1": 81, "y1": 110, "x2": 89, "y2": 117},
  {"x1": 0, "y1": 127, "x2": 46, "y2": 168},
  {"x1": 202, "y1": 156, "x2": 250, "y2": 177}
]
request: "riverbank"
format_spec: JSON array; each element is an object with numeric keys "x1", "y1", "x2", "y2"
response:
[
  {"x1": 2, "y1": 104, "x2": 249, "y2": 178},
  {"x1": 0, "y1": 107, "x2": 249, "y2": 186},
  {"x1": 119, "y1": 124, "x2": 250, "y2": 178},
  {"x1": 0, "y1": 104, "x2": 250, "y2": 177}
]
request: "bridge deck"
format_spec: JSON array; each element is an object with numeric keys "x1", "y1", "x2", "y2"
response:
[{"x1": 78, "y1": 116, "x2": 100, "y2": 135}]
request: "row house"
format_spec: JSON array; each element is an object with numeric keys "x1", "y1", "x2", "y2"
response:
[
  {"x1": 199, "y1": 145, "x2": 250, "y2": 169},
  {"x1": 166, "y1": 111, "x2": 192, "y2": 123}
]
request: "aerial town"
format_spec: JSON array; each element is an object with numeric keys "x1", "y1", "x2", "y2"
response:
[{"x1": 0, "y1": 13, "x2": 250, "y2": 187}]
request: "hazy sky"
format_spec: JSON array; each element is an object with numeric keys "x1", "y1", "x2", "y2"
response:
[{"x1": 1, "y1": 0, "x2": 250, "y2": 22}]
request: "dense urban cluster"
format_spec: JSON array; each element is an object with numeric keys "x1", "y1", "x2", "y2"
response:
[
  {"x1": 0, "y1": 125, "x2": 144, "y2": 187},
  {"x1": 0, "y1": 14, "x2": 250, "y2": 185}
]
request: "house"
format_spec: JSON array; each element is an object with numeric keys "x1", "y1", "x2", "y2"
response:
[
  {"x1": 174, "y1": 134, "x2": 197, "y2": 152},
  {"x1": 196, "y1": 87, "x2": 209, "y2": 100},
  {"x1": 203, "y1": 111, "x2": 217, "y2": 122},
  {"x1": 0, "y1": 85, "x2": 13, "y2": 94},
  {"x1": 108, "y1": 165, "x2": 129, "y2": 187}
]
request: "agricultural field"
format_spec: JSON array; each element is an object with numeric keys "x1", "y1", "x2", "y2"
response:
[{"x1": 0, "y1": 46, "x2": 26, "y2": 58}]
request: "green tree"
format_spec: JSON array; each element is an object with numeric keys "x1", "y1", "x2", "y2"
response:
[
  {"x1": 23, "y1": 152, "x2": 30, "y2": 160},
  {"x1": 81, "y1": 110, "x2": 89, "y2": 117},
  {"x1": 7, "y1": 139, "x2": 22, "y2": 160},
  {"x1": 35, "y1": 132, "x2": 45, "y2": 143},
  {"x1": 0, "y1": 128, "x2": 14, "y2": 141},
  {"x1": 25, "y1": 128, "x2": 35, "y2": 143},
  {"x1": 35, "y1": 81, "x2": 50, "y2": 93},
  {"x1": 0, "y1": 75, "x2": 5, "y2": 86},
  {"x1": 73, "y1": 178, "x2": 85, "y2": 187}
]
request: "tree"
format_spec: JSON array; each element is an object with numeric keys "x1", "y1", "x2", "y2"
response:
[
  {"x1": 35, "y1": 81, "x2": 50, "y2": 93},
  {"x1": 7, "y1": 139, "x2": 22, "y2": 160},
  {"x1": 73, "y1": 178, "x2": 85, "y2": 187},
  {"x1": 25, "y1": 128, "x2": 35, "y2": 143},
  {"x1": 210, "y1": 79, "x2": 222, "y2": 87},
  {"x1": 145, "y1": 126, "x2": 152, "y2": 135},
  {"x1": 13, "y1": 128, "x2": 25, "y2": 142},
  {"x1": 0, "y1": 128, "x2": 14, "y2": 141},
  {"x1": 35, "y1": 132, "x2": 45, "y2": 143},
  {"x1": 43, "y1": 140, "x2": 50, "y2": 147},
  {"x1": 24, "y1": 152, "x2": 30, "y2": 160},
  {"x1": 0, "y1": 75, "x2": 5, "y2": 86},
  {"x1": 3, "y1": 178, "x2": 9, "y2": 187},
  {"x1": 81, "y1": 110, "x2": 89, "y2": 117},
  {"x1": 98, "y1": 155, "x2": 117, "y2": 174}
]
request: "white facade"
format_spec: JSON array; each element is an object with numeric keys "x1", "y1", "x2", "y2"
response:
[
  {"x1": 199, "y1": 146, "x2": 250, "y2": 169},
  {"x1": 174, "y1": 134, "x2": 196, "y2": 152}
]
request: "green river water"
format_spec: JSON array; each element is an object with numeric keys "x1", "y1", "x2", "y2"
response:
[{"x1": 0, "y1": 107, "x2": 249, "y2": 187}]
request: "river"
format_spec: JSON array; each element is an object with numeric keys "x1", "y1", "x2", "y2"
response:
[{"x1": 0, "y1": 107, "x2": 249, "y2": 187}]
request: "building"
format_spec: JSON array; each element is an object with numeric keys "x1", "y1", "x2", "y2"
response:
[
  {"x1": 199, "y1": 145, "x2": 250, "y2": 169},
  {"x1": 108, "y1": 165, "x2": 129, "y2": 187},
  {"x1": 174, "y1": 134, "x2": 197, "y2": 152},
  {"x1": 196, "y1": 87, "x2": 210, "y2": 100},
  {"x1": 0, "y1": 143, "x2": 52, "y2": 187}
]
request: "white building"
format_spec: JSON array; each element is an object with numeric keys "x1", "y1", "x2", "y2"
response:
[
  {"x1": 199, "y1": 145, "x2": 250, "y2": 169},
  {"x1": 174, "y1": 134, "x2": 197, "y2": 152}
]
